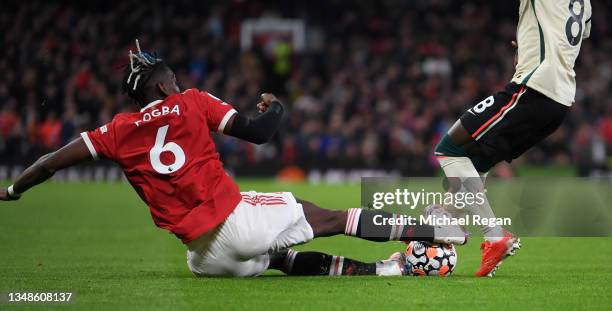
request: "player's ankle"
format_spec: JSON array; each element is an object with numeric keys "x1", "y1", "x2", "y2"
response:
[{"x1": 483, "y1": 226, "x2": 504, "y2": 242}]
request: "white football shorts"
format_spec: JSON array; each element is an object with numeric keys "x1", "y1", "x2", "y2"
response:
[{"x1": 186, "y1": 191, "x2": 314, "y2": 277}]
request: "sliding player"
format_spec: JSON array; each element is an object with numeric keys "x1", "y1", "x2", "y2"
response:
[
  {"x1": 434, "y1": 0, "x2": 592, "y2": 276},
  {"x1": 1, "y1": 40, "x2": 465, "y2": 277}
]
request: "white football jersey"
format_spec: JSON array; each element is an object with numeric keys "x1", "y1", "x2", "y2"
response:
[{"x1": 511, "y1": 0, "x2": 592, "y2": 106}]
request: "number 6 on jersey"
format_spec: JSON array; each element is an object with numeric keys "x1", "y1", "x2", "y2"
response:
[{"x1": 150, "y1": 125, "x2": 186, "y2": 174}]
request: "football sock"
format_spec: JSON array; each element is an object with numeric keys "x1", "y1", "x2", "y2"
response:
[
  {"x1": 344, "y1": 208, "x2": 434, "y2": 242},
  {"x1": 437, "y1": 156, "x2": 504, "y2": 241},
  {"x1": 281, "y1": 249, "x2": 377, "y2": 276},
  {"x1": 480, "y1": 171, "x2": 489, "y2": 183}
]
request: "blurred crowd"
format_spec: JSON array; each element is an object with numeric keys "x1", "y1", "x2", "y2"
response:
[{"x1": 0, "y1": 0, "x2": 610, "y2": 176}]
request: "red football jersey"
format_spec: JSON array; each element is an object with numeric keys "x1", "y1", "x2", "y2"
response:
[{"x1": 81, "y1": 88, "x2": 241, "y2": 243}]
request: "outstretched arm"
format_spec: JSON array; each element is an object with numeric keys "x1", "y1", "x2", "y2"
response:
[
  {"x1": 0, "y1": 138, "x2": 94, "y2": 201},
  {"x1": 223, "y1": 93, "x2": 284, "y2": 145}
]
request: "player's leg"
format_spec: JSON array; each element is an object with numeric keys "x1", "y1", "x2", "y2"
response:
[
  {"x1": 267, "y1": 249, "x2": 408, "y2": 276},
  {"x1": 434, "y1": 84, "x2": 526, "y2": 277},
  {"x1": 437, "y1": 83, "x2": 569, "y2": 276},
  {"x1": 187, "y1": 189, "x2": 464, "y2": 278},
  {"x1": 186, "y1": 193, "x2": 311, "y2": 277},
  {"x1": 434, "y1": 83, "x2": 545, "y2": 242},
  {"x1": 186, "y1": 220, "x2": 405, "y2": 277},
  {"x1": 435, "y1": 121, "x2": 505, "y2": 241},
  {"x1": 471, "y1": 89, "x2": 567, "y2": 275},
  {"x1": 254, "y1": 193, "x2": 411, "y2": 276},
  {"x1": 297, "y1": 198, "x2": 466, "y2": 245}
]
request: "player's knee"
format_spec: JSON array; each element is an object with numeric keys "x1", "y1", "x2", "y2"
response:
[
  {"x1": 433, "y1": 138, "x2": 445, "y2": 155},
  {"x1": 434, "y1": 134, "x2": 468, "y2": 157}
]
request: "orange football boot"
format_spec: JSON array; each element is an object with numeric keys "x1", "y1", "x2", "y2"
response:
[{"x1": 475, "y1": 229, "x2": 521, "y2": 277}]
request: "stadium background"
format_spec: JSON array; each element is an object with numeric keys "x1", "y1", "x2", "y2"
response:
[{"x1": 0, "y1": 0, "x2": 610, "y2": 180}]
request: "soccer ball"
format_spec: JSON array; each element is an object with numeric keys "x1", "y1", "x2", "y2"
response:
[{"x1": 404, "y1": 241, "x2": 457, "y2": 277}]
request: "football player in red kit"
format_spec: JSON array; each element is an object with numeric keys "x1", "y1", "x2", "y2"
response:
[{"x1": 1, "y1": 41, "x2": 465, "y2": 277}]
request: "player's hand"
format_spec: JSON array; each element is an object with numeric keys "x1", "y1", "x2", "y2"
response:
[
  {"x1": 257, "y1": 93, "x2": 279, "y2": 113},
  {"x1": 511, "y1": 40, "x2": 518, "y2": 67},
  {"x1": 0, "y1": 187, "x2": 19, "y2": 201}
]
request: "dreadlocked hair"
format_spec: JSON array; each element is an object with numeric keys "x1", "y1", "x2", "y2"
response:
[{"x1": 122, "y1": 39, "x2": 166, "y2": 105}]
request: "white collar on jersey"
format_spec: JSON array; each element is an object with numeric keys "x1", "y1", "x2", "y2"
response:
[{"x1": 140, "y1": 99, "x2": 163, "y2": 112}]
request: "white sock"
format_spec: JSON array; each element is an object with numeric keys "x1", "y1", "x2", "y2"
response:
[
  {"x1": 437, "y1": 156, "x2": 504, "y2": 242},
  {"x1": 480, "y1": 171, "x2": 489, "y2": 183},
  {"x1": 476, "y1": 171, "x2": 503, "y2": 241}
]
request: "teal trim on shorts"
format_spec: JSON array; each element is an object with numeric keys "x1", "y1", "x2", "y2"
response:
[
  {"x1": 434, "y1": 134, "x2": 468, "y2": 157},
  {"x1": 435, "y1": 134, "x2": 495, "y2": 173}
]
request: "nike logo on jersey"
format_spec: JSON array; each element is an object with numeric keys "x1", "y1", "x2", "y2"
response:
[{"x1": 134, "y1": 105, "x2": 181, "y2": 127}]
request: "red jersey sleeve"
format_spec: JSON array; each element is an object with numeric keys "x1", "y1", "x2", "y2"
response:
[
  {"x1": 192, "y1": 90, "x2": 237, "y2": 132},
  {"x1": 80, "y1": 118, "x2": 119, "y2": 160}
]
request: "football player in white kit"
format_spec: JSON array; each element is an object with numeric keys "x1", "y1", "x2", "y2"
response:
[{"x1": 433, "y1": 0, "x2": 592, "y2": 276}]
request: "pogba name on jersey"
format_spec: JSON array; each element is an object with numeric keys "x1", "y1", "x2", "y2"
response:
[{"x1": 134, "y1": 104, "x2": 181, "y2": 127}]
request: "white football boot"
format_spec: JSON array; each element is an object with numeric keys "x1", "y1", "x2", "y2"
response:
[{"x1": 376, "y1": 252, "x2": 411, "y2": 276}]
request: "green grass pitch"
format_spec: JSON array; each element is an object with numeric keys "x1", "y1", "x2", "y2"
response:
[{"x1": 0, "y1": 180, "x2": 610, "y2": 310}]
